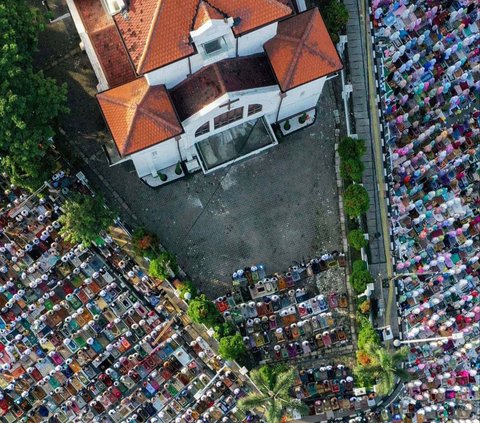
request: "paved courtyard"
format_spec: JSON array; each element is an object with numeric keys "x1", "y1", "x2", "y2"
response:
[{"x1": 35, "y1": 2, "x2": 344, "y2": 297}]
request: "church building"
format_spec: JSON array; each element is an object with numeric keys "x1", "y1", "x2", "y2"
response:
[{"x1": 67, "y1": 0, "x2": 342, "y2": 186}]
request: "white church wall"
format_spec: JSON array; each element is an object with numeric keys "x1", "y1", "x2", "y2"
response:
[
  {"x1": 145, "y1": 59, "x2": 190, "y2": 88},
  {"x1": 277, "y1": 77, "x2": 326, "y2": 121},
  {"x1": 237, "y1": 23, "x2": 278, "y2": 56},
  {"x1": 131, "y1": 139, "x2": 180, "y2": 178}
]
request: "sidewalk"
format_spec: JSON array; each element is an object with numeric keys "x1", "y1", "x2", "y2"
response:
[{"x1": 342, "y1": 0, "x2": 397, "y2": 335}]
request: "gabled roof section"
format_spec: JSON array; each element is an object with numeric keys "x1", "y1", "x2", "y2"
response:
[
  {"x1": 73, "y1": 0, "x2": 136, "y2": 88},
  {"x1": 113, "y1": 0, "x2": 292, "y2": 75},
  {"x1": 264, "y1": 8, "x2": 343, "y2": 92},
  {"x1": 192, "y1": 1, "x2": 227, "y2": 31},
  {"x1": 169, "y1": 54, "x2": 277, "y2": 121},
  {"x1": 97, "y1": 78, "x2": 183, "y2": 156}
]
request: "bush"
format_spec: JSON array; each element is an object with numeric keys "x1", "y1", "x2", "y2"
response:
[
  {"x1": 338, "y1": 137, "x2": 366, "y2": 161},
  {"x1": 359, "y1": 300, "x2": 370, "y2": 314},
  {"x1": 318, "y1": 0, "x2": 349, "y2": 43},
  {"x1": 149, "y1": 251, "x2": 178, "y2": 280},
  {"x1": 284, "y1": 120, "x2": 291, "y2": 130},
  {"x1": 349, "y1": 269, "x2": 373, "y2": 294},
  {"x1": 213, "y1": 322, "x2": 237, "y2": 340},
  {"x1": 344, "y1": 184, "x2": 370, "y2": 217},
  {"x1": 352, "y1": 260, "x2": 368, "y2": 272},
  {"x1": 348, "y1": 229, "x2": 368, "y2": 250},
  {"x1": 187, "y1": 294, "x2": 222, "y2": 328},
  {"x1": 178, "y1": 280, "x2": 198, "y2": 301},
  {"x1": 357, "y1": 317, "x2": 380, "y2": 350},
  {"x1": 340, "y1": 157, "x2": 365, "y2": 182},
  {"x1": 218, "y1": 333, "x2": 247, "y2": 361},
  {"x1": 132, "y1": 227, "x2": 158, "y2": 256}
]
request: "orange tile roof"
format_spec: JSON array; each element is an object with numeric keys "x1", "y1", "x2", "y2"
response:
[
  {"x1": 73, "y1": 0, "x2": 136, "y2": 88},
  {"x1": 113, "y1": 0, "x2": 292, "y2": 75},
  {"x1": 192, "y1": 1, "x2": 226, "y2": 31},
  {"x1": 97, "y1": 78, "x2": 183, "y2": 156},
  {"x1": 264, "y1": 8, "x2": 343, "y2": 92}
]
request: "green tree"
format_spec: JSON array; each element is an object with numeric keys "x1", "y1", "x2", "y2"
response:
[
  {"x1": 349, "y1": 269, "x2": 373, "y2": 294},
  {"x1": 318, "y1": 0, "x2": 349, "y2": 43},
  {"x1": 338, "y1": 137, "x2": 366, "y2": 161},
  {"x1": 187, "y1": 294, "x2": 221, "y2": 327},
  {"x1": 213, "y1": 322, "x2": 237, "y2": 340},
  {"x1": 0, "y1": 0, "x2": 68, "y2": 191},
  {"x1": 218, "y1": 333, "x2": 247, "y2": 361},
  {"x1": 178, "y1": 280, "x2": 198, "y2": 301},
  {"x1": 58, "y1": 194, "x2": 114, "y2": 246},
  {"x1": 131, "y1": 227, "x2": 158, "y2": 257},
  {"x1": 354, "y1": 346, "x2": 409, "y2": 395},
  {"x1": 340, "y1": 157, "x2": 365, "y2": 182},
  {"x1": 344, "y1": 184, "x2": 370, "y2": 217},
  {"x1": 149, "y1": 251, "x2": 178, "y2": 280},
  {"x1": 352, "y1": 259, "x2": 368, "y2": 272},
  {"x1": 238, "y1": 365, "x2": 308, "y2": 423},
  {"x1": 348, "y1": 229, "x2": 368, "y2": 250}
]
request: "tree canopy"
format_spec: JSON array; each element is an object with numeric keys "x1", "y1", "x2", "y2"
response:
[
  {"x1": 349, "y1": 269, "x2": 373, "y2": 294},
  {"x1": 58, "y1": 194, "x2": 114, "y2": 246},
  {"x1": 316, "y1": 0, "x2": 349, "y2": 43},
  {"x1": 347, "y1": 229, "x2": 368, "y2": 250},
  {"x1": 355, "y1": 345, "x2": 409, "y2": 395},
  {"x1": 218, "y1": 333, "x2": 247, "y2": 361},
  {"x1": 238, "y1": 365, "x2": 308, "y2": 423},
  {"x1": 0, "y1": 0, "x2": 68, "y2": 191},
  {"x1": 344, "y1": 184, "x2": 370, "y2": 217},
  {"x1": 186, "y1": 294, "x2": 222, "y2": 328}
]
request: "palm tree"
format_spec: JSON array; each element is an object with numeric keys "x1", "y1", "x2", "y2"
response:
[
  {"x1": 238, "y1": 365, "x2": 308, "y2": 423},
  {"x1": 354, "y1": 345, "x2": 410, "y2": 396}
]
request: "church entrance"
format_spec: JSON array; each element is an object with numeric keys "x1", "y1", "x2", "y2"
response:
[{"x1": 195, "y1": 117, "x2": 277, "y2": 172}]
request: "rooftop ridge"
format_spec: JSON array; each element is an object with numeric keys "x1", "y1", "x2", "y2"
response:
[
  {"x1": 191, "y1": 0, "x2": 229, "y2": 31},
  {"x1": 281, "y1": 10, "x2": 316, "y2": 90}
]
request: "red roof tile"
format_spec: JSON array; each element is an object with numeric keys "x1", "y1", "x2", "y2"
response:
[
  {"x1": 170, "y1": 54, "x2": 276, "y2": 121},
  {"x1": 97, "y1": 78, "x2": 183, "y2": 156},
  {"x1": 192, "y1": 1, "x2": 226, "y2": 31},
  {"x1": 73, "y1": 0, "x2": 136, "y2": 88},
  {"x1": 113, "y1": 0, "x2": 292, "y2": 75},
  {"x1": 264, "y1": 8, "x2": 343, "y2": 91}
]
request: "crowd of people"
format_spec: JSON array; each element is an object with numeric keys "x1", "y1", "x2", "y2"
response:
[
  {"x1": 372, "y1": 0, "x2": 480, "y2": 419},
  {"x1": 0, "y1": 174, "x2": 254, "y2": 423}
]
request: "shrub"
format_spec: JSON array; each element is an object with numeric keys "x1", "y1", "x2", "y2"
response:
[
  {"x1": 175, "y1": 162, "x2": 183, "y2": 175},
  {"x1": 359, "y1": 300, "x2": 371, "y2": 314},
  {"x1": 338, "y1": 137, "x2": 366, "y2": 161},
  {"x1": 298, "y1": 112, "x2": 308, "y2": 124},
  {"x1": 356, "y1": 350, "x2": 372, "y2": 366},
  {"x1": 178, "y1": 280, "x2": 198, "y2": 301},
  {"x1": 132, "y1": 228, "x2": 158, "y2": 256},
  {"x1": 149, "y1": 251, "x2": 178, "y2": 280},
  {"x1": 187, "y1": 294, "x2": 222, "y2": 328},
  {"x1": 349, "y1": 269, "x2": 373, "y2": 294},
  {"x1": 213, "y1": 322, "x2": 237, "y2": 340},
  {"x1": 284, "y1": 120, "x2": 291, "y2": 130},
  {"x1": 344, "y1": 184, "x2": 370, "y2": 217},
  {"x1": 218, "y1": 333, "x2": 247, "y2": 361},
  {"x1": 357, "y1": 316, "x2": 380, "y2": 350},
  {"x1": 340, "y1": 157, "x2": 365, "y2": 182},
  {"x1": 318, "y1": 0, "x2": 349, "y2": 43},
  {"x1": 352, "y1": 260, "x2": 368, "y2": 272},
  {"x1": 348, "y1": 229, "x2": 368, "y2": 250}
]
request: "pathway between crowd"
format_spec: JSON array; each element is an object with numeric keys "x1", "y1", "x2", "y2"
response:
[{"x1": 343, "y1": 0, "x2": 397, "y2": 338}]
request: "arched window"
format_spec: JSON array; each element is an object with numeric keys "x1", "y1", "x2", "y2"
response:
[
  {"x1": 214, "y1": 107, "x2": 244, "y2": 129},
  {"x1": 248, "y1": 104, "x2": 262, "y2": 116},
  {"x1": 195, "y1": 122, "x2": 210, "y2": 137}
]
